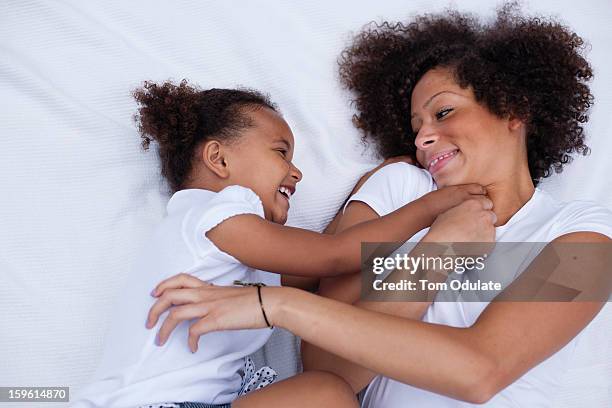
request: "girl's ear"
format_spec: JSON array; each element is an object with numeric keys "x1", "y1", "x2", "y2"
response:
[{"x1": 201, "y1": 140, "x2": 230, "y2": 179}]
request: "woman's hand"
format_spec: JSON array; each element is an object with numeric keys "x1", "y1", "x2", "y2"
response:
[
  {"x1": 146, "y1": 273, "x2": 279, "y2": 352},
  {"x1": 423, "y1": 196, "x2": 497, "y2": 243}
]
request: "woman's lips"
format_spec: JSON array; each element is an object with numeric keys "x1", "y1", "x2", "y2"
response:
[{"x1": 428, "y1": 150, "x2": 459, "y2": 175}]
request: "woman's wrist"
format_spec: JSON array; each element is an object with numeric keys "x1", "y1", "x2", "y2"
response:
[{"x1": 263, "y1": 286, "x2": 297, "y2": 329}]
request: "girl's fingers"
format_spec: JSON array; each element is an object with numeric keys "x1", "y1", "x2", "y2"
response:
[
  {"x1": 464, "y1": 183, "x2": 486, "y2": 195},
  {"x1": 452, "y1": 183, "x2": 486, "y2": 197},
  {"x1": 146, "y1": 288, "x2": 201, "y2": 328},
  {"x1": 152, "y1": 273, "x2": 210, "y2": 297},
  {"x1": 156, "y1": 303, "x2": 210, "y2": 347}
]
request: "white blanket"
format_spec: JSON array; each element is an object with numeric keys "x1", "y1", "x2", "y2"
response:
[{"x1": 1, "y1": 1, "x2": 610, "y2": 407}]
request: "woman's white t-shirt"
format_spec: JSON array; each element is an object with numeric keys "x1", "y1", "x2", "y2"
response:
[
  {"x1": 346, "y1": 163, "x2": 612, "y2": 408},
  {"x1": 72, "y1": 186, "x2": 279, "y2": 408}
]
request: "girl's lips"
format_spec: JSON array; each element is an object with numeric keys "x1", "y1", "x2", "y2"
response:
[
  {"x1": 277, "y1": 191, "x2": 290, "y2": 207},
  {"x1": 428, "y1": 150, "x2": 459, "y2": 175}
]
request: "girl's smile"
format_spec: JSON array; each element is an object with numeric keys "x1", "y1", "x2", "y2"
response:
[{"x1": 224, "y1": 107, "x2": 302, "y2": 225}]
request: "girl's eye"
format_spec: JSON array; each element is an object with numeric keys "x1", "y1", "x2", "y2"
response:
[
  {"x1": 435, "y1": 107, "x2": 453, "y2": 120},
  {"x1": 276, "y1": 149, "x2": 287, "y2": 157}
]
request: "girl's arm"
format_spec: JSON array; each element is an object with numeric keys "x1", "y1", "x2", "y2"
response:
[
  {"x1": 279, "y1": 208, "x2": 341, "y2": 290},
  {"x1": 207, "y1": 184, "x2": 487, "y2": 277},
  {"x1": 148, "y1": 232, "x2": 610, "y2": 404},
  {"x1": 282, "y1": 156, "x2": 414, "y2": 289}
]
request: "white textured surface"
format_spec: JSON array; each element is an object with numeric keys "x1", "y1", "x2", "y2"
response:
[{"x1": 0, "y1": 1, "x2": 610, "y2": 407}]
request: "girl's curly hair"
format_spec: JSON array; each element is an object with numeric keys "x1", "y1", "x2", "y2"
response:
[
  {"x1": 339, "y1": 4, "x2": 593, "y2": 185},
  {"x1": 133, "y1": 80, "x2": 277, "y2": 192}
]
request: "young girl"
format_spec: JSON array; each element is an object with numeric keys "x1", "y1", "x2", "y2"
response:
[{"x1": 71, "y1": 80, "x2": 491, "y2": 408}]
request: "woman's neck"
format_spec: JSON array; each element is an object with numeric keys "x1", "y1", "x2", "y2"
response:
[{"x1": 484, "y1": 169, "x2": 535, "y2": 227}]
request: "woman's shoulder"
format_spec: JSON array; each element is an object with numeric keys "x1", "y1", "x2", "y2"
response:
[
  {"x1": 364, "y1": 162, "x2": 435, "y2": 195},
  {"x1": 374, "y1": 161, "x2": 433, "y2": 182},
  {"x1": 347, "y1": 162, "x2": 435, "y2": 216},
  {"x1": 539, "y1": 190, "x2": 612, "y2": 239}
]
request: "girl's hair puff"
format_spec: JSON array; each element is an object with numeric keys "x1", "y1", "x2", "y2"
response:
[{"x1": 133, "y1": 80, "x2": 277, "y2": 192}]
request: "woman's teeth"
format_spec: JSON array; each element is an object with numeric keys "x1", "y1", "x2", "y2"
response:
[
  {"x1": 428, "y1": 150, "x2": 458, "y2": 170},
  {"x1": 278, "y1": 186, "x2": 292, "y2": 199}
]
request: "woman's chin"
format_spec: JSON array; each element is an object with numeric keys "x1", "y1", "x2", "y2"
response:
[{"x1": 433, "y1": 171, "x2": 467, "y2": 188}]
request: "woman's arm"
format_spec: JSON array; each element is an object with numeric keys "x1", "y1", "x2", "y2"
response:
[
  {"x1": 147, "y1": 232, "x2": 610, "y2": 404},
  {"x1": 207, "y1": 184, "x2": 487, "y2": 277},
  {"x1": 278, "y1": 234, "x2": 610, "y2": 403},
  {"x1": 302, "y1": 196, "x2": 498, "y2": 392}
]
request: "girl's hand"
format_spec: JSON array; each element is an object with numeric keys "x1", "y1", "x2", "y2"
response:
[
  {"x1": 421, "y1": 184, "x2": 488, "y2": 217},
  {"x1": 146, "y1": 273, "x2": 275, "y2": 352},
  {"x1": 423, "y1": 197, "x2": 497, "y2": 243}
]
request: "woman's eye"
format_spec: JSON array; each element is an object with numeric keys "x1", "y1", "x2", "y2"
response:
[
  {"x1": 435, "y1": 107, "x2": 453, "y2": 120},
  {"x1": 276, "y1": 149, "x2": 287, "y2": 157}
]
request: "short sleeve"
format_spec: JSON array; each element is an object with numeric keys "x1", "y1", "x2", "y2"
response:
[
  {"x1": 188, "y1": 185, "x2": 265, "y2": 259},
  {"x1": 344, "y1": 162, "x2": 436, "y2": 216},
  {"x1": 552, "y1": 201, "x2": 612, "y2": 239}
]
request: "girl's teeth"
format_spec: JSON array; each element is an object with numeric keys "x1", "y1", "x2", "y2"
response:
[{"x1": 278, "y1": 187, "x2": 292, "y2": 199}]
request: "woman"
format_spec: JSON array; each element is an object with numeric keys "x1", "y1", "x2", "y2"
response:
[{"x1": 146, "y1": 6, "x2": 611, "y2": 407}]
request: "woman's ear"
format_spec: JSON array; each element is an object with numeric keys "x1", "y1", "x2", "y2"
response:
[
  {"x1": 201, "y1": 140, "x2": 230, "y2": 178},
  {"x1": 508, "y1": 115, "x2": 526, "y2": 133}
]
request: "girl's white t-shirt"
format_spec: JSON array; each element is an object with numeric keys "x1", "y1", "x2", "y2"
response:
[
  {"x1": 72, "y1": 185, "x2": 279, "y2": 408},
  {"x1": 346, "y1": 163, "x2": 612, "y2": 408}
]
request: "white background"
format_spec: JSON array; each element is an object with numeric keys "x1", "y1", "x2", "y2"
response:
[{"x1": 1, "y1": 1, "x2": 610, "y2": 407}]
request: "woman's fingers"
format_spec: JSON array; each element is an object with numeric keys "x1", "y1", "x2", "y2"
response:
[
  {"x1": 156, "y1": 302, "x2": 211, "y2": 347},
  {"x1": 152, "y1": 272, "x2": 210, "y2": 297},
  {"x1": 147, "y1": 284, "x2": 269, "y2": 352},
  {"x1": 146, "y1": 288, "x2": 202, "y2": 328},
  {"x1": 188, "y1": 316, "x2": 217, "y2": 353}
]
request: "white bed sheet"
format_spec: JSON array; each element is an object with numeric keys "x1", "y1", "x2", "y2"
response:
[{"x1": 1, "y1": 1, "x2": 610, "y2": 407}]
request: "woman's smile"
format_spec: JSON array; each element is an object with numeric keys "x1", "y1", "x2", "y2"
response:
[{"x1": 426, "y1": 149, "x2": 459, "y2": 175}]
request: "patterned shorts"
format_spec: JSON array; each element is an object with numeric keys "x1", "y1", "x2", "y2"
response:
[
  {"x1": 139, "y1": 403, "x2": 230, "y2": 408},
  {"x1": 137, "y1": 357, "x2": 277, "y2": 408}
]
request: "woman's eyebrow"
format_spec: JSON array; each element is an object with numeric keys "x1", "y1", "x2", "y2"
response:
[{"x1": 411, "y1": 90, "x2": 462, "y2": 118}]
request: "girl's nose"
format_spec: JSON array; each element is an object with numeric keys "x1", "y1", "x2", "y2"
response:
[{"x1": 290, "y1": 163, "x2": 303, "y2": 182}]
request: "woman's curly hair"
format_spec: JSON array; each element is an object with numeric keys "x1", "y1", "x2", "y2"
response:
[
  {"x1": 339, "y1": 4, "x2": 593, "y2": 185},
  {"x1": 133, "y1": 80, "x2": 276, "y2": 192}
]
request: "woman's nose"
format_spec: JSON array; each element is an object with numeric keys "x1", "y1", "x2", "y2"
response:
[{"x1": 414, "y1": 126, "x2": 439, "y2": 150}]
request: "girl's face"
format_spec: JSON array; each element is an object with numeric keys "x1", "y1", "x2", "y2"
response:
[
  {"x1": 226, "y1": 107, "x2": 302, "y2": 225},
  {"x1": 410, "y1": 67, "x2": 525, "y2": 188}
]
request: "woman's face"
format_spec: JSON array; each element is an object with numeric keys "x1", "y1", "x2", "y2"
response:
[{"x1": 410, "y1": 67, "x2": 525, "y2": 188}]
